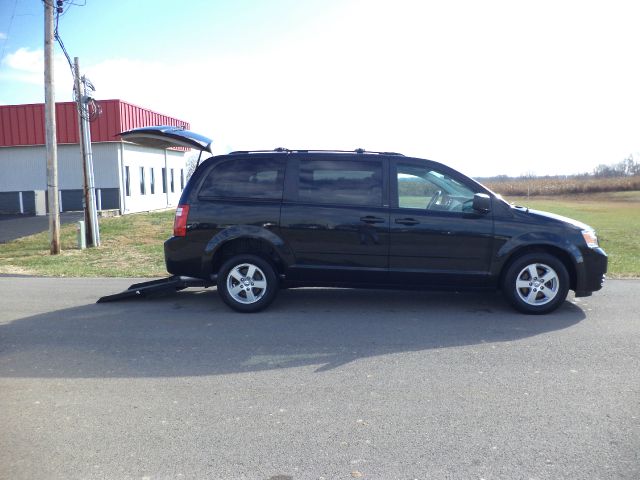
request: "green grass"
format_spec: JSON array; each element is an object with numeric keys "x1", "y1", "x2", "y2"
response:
[
  {"x1": 0, "y1": 210, "x2": 174, "y2": 277},
  {"x1": 0, "y1": 191, "x2": 638, "y2": 278}
]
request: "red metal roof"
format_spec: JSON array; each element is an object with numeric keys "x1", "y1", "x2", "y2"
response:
[{"x1": 0, "y1": 99, "x2": 190, "y2": 147}]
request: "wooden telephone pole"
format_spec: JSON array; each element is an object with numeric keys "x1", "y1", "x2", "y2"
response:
[{"x1": 44, "y1": 0, "x2": 60, "y2": 254}]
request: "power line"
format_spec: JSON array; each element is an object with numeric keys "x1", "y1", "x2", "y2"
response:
[
  {"x1": 0, "y1": 0, "x2": 19, "y2": 66},
  {"x1": 45, "y1": 0, "x2": 102, "y2": 121},
  {"x1": 52, "y1": 1, "x2": 74, "y2": 73}
]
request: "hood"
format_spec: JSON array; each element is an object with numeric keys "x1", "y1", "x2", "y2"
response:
[
  {"x1": 118, "y1": 126, "x2": 213, "y2": 153},
  {"x1": 511, "y1": 205, "x2": 592, "y2": 231}
]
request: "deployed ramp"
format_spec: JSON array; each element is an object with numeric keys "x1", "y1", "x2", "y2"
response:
[{"x1": 97, "y1": 276, "x2": 211, "y2": 303}]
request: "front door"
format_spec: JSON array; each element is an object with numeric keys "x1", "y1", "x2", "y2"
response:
[
  {"x1": 389, "y1": 160, "x2": 494, "y2": 287},
  {"x1": 280, "y1": 156, "x2": 389, "y2": 284}
]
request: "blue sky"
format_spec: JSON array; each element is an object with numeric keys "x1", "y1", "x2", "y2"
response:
[{"x1": 1, "y1": 0, "x2": 639, "y2": 177}]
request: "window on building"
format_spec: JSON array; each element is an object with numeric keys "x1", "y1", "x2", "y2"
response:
[
  {"x1": 180, "y1": 169, "x2": 185, "y2": 190},
  {"x1": 162, "y1": 167, "x2": 167, "y2": 193},
  {"x1": 140, "y1": 167, "x2": 146, "y2": 195},
  {"x1": 150, "y1": 168, "x2": 155, "y2": 194},
  {"x1": 198, "y1": 158, "x2": 285, "y2": 199},
  {"x1": 170, "y1": 168, "x2": 175, "y2": 193},
  {"x1": 125, "y1": 166, "x2": 131, "y2": 197},
  {"x1": 298, "y1": 159, "x2": 383, "y2": 207}
]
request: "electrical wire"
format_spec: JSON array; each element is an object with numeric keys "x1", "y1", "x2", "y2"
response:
[
  {"x1": 0, "y1": 0, "x2": 20, "y2": 69},
  {"x1": 54, "y1": 6, "x2": 74, "y2": 73},
  {"x1": 44, "y1": 0, "x2": 102, "y2": 122}
]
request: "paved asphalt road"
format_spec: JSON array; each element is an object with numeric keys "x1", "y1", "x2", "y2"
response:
[
  {"x1": 0, "y1": 277, "x2": 638, "y2": 480},
  {"x1": 0, "y1": 212, "x2": 84, "y2": 243}
]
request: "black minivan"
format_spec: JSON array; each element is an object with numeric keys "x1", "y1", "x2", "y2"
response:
[{"x1": 121, "y1": 126, "x2": 607, "y2": 314}]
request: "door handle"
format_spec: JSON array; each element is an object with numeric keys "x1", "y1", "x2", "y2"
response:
[
  {"x1": 395, "y1": 218, "x2": 419, "y2": 226},
  {"x1": 360, "y1": 216, "x2": 385, "y2": 224}
]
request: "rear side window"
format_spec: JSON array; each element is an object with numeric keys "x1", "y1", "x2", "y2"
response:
[
  {"x1": 199, "y1": 157, "x2": 285, "y2": 200},
  {"x1": 298, "y1": 159, "x2": 383, "y2": 207}
]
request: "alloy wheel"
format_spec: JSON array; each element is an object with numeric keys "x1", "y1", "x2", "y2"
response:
[
  {"x1": 514, "y1": 263, "x2": 560, "y2": 306},
  {"x1": 226, "y1": 263, "x2": 268, "y2": 304}
]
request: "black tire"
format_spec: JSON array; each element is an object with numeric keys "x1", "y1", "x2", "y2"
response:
[
  {"x1": 217, "y1": 254, "x2": 278, "y2": 313},
  {"x1": 502, "y1": 252, "x2": 570, "y2": 315}
]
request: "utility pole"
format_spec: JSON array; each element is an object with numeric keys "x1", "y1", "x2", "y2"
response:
[
  {"x1": 74, "y1": 57, "x2": 99, "y2": 247},
  {"x1": 44, "y1": 0, "x2": 60, "y2": 254}
]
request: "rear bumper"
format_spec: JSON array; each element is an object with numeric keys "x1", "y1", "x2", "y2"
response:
[
  {"x1": 164, "y1": 236, "x2": 204, "y2": 278},
  {"x1": 574, "y1": 247, "x2": 607, "y2": 296}
]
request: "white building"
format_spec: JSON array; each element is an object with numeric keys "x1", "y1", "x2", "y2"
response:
[{"x1": 0, "y1": 99, "x2": 190, "y2": 215}]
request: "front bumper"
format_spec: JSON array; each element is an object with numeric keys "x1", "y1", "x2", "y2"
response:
[{"x1": 574, "y1": 247, "x2": 607, "y2": 297}]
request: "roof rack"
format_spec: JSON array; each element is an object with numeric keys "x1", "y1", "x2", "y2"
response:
[{"x1": 228, "y1": 148, "x2": 404, "y2": 156}]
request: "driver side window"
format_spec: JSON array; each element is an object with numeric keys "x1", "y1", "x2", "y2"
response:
[{"x1": 397, "y1": 164, "x2": 475, "y2": 212}]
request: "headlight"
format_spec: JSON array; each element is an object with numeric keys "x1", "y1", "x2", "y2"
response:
[{"x1": 581, "y1": 229, "x2": 599, "y2": 248}]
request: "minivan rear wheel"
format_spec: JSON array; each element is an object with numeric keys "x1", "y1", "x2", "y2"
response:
[
  {"x1": 502, "y1": 253, "x2": 570, "y2": 314},
  {"x1": 217, "y1": 255, "x2": 278, "y2": 312}
]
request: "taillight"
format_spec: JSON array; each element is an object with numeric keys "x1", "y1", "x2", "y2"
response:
[{"x1": 173, "y1": 204, "x2": 190, "y2": 237}]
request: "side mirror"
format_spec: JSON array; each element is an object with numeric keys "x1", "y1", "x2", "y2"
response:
[{"x1": 472, "y1": 193, "x2": 491, "y2": 213}]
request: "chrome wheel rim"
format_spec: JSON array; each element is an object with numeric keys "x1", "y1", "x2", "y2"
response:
[
  {"x1": 226, "y1": 263, "x2": 268, "y2": 304},
  {"x1": 515, "y1": 263, "x2": 560, "y2": 306}
]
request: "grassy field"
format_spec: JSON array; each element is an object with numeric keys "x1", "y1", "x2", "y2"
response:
[
  {"x1": 0, "y1": 210, "x2": 173, "y2": 277},
  {"x1": 0, "y1": 191, "x2": 638, "y2": 278}
]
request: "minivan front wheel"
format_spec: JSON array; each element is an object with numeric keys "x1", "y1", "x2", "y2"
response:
[
  {"x1": 502, "y1": 253, "x2": 569, "y2": 314},
  {"x1": 217, "y1": 255, "x2": 278, "y2": 312}
]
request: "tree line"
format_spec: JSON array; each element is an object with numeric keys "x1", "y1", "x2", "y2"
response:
[
  {"x1": 592, "y1": 155, "x2": 640, "y2": 178},
  {"x1": 477, "y1": 154, "x2": 640, "y2": 182}
]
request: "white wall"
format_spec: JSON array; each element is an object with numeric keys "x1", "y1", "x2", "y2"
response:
[
  {"x1": 0, "y1": 142, "x2": 186, "y2": 214},
  {"x1": 0, "y1": 145, "x2": 47, "y2": 191},
  {"x1": 0, "y1": 143, "x2": 120, "y2": 191},
  {"x1": 120, "y1": 143, "x2": 187, "y2": 214}
]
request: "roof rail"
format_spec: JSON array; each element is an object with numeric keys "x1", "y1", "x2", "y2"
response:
[{"x1": 228, "y1": 148, "x2": 404, "y2": 156}]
